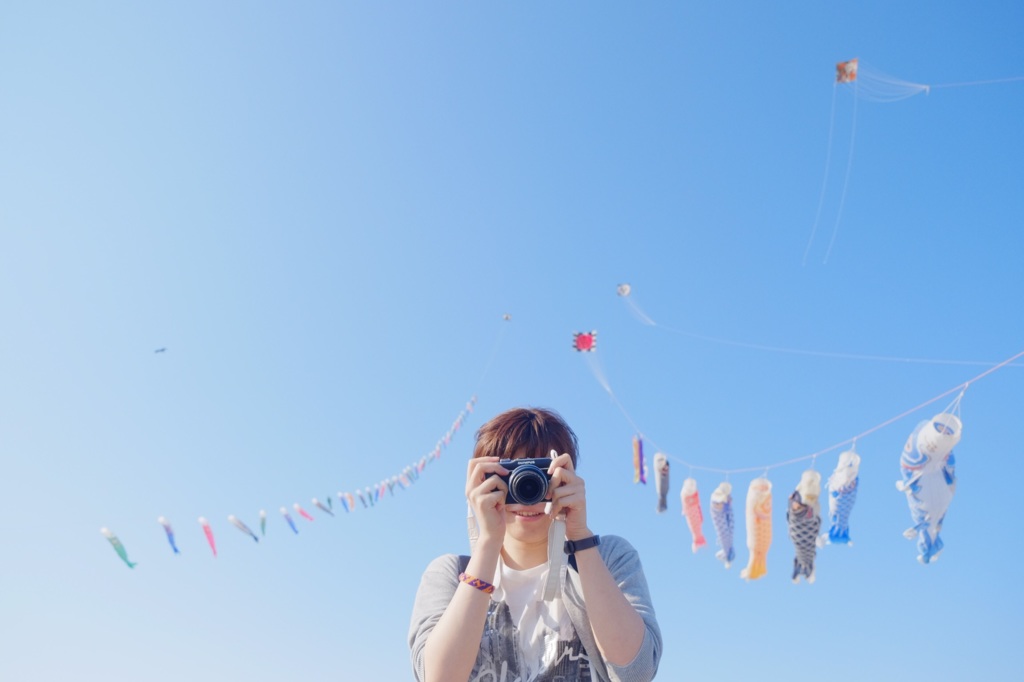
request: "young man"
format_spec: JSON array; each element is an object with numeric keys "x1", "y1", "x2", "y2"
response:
[{"x1": 409, "y1": 407, "x2": 661, "y2": 682}]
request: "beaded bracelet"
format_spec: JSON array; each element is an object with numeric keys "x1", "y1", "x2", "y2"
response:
[{"x1": 458, "y1": 572, "x2": 495, "y2": 594}]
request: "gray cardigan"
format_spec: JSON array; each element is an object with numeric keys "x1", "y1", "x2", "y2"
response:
[{"x1": 408, "y1": 534, "x2": 662, "y2": 682}]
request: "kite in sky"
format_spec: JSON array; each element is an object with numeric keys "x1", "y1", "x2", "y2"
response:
[
  {"x1": 101, "y1": 528, "x2": 136, "y2": 568},
  {"x1": 681, "y1": 478, "x2": 707, "y2": 553},
  {"x1": 710, "y1": 482, "x2": 735, "y2": 569},
  {"x1": 823, "y1": 450, "x2": 860, "y2": 545},
  {"x1": 158, "y1": 516, "x2": 180, "y2": 554},
  {"x1": 199, "y1": 517, "x2": 217, "y2": 558},
  {"x1": 573, "y1": 331, "x2": 597, "y2": 352},
  {"x1": 836, "y1": 58, "x2": 858, "y2": 83},
  {"x1": 787, "y1": 470, "x2": 822, "y2": 584},
  {"x1": 741, "y1": 478, "x2": 772, "y2": 581},
  {"x1": 898, "y1": 412, "x2": 961, "y2": 564}
]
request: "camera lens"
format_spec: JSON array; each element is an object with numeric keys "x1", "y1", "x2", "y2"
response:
[{"x1": 508, "y1": 465, "x2": 548, "y2": 506}]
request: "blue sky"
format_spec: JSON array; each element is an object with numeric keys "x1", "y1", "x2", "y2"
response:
[{"x1": 2, "y1": 2, "x2": 1022, "y2": 680}]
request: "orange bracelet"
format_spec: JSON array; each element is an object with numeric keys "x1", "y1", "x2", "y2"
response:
[{"x1": 458, "y1": 572, "x2": 495, "y2": 594}]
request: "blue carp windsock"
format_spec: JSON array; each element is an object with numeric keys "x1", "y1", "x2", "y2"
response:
[
  {"x1": 228, "y1": 515, "x2": 259, "y2": 543},
  {"x1": 199, "y1": 517, "x2": 217, "y2": 558},
  {"x1": 101, "y1": 528, "x2": 137, "y2": 568},
  {"x1": 158, "y1": 516, "x2": 180, "y2": 554},
  {"x1": 680, "y1": 477, "x2": 707, "y2": 552},
  {"x1": 280, "y1": 507, "x2": 299, "y2": 534},
  {"x1": 709, "y1": 482, "x2": 735, "y2": 568},
  {"x1": 654, "y1": 453, "x2": 670, "y2": 513},
  {"x1": 897, "y1": 413, "x2": 961, "y2": 564},
  {"x1": 740, "y1": 478, "x2": 772, "y2": 581},
  {"x1": 822, "y1": 450, "x2": 860, "y2": 546},
  {"x1": 312, "y1": 498, "x2": 334, "y2": 516},
  {"x1": 259, "y1": 509, "x2": 267, "y2": 537},
  {"x1": 787, "y1": 470, "x2": 822, "y2": 584}
]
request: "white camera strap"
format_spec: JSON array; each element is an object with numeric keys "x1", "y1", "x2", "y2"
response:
[{"x1": 542, "y1": 504, "x2": 566, "y2": 602}]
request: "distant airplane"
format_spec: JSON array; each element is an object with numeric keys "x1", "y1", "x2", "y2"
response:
[{"x1": 154, "y1": 347, "x2": 167, "y2": 353}]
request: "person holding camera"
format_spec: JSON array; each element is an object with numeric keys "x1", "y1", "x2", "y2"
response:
[{"x1": 409, "y1": 407, "x2": 662, "y2": 682}]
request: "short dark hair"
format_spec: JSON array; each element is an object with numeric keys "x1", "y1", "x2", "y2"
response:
[{"x1": 472, "y1": 407, "x2": 579, "y2": 467}]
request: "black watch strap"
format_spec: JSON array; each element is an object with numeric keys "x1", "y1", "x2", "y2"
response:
[{"x1": 563, "y1": 534, "x2": 600, "y2": 555}]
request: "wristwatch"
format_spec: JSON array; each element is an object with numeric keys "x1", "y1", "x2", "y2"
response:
[{"x1": 563, "y1": 534, "x2": 601, "y2": 555}]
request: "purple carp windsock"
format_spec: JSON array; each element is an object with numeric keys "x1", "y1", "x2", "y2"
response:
[
  {"x1": 740, "y1": 478, "x2": 772, "y2": 581},
  {"x1": 158, "y1": 516, "x2": 180, "y2": 554},
  {"x1": 898, "y1": 413, "x2": 961, "y2": 564},
  {"x1": 312, "y1": 498, "x2": 334, "y2": 516},
  {"x1": 822, "y1": 450, "x2": 860, "y2": 546},
  {"x1": 680, "y1": 478, "x2": 707, "y2": 552},
  {"x1": 294, "y1": 503, "x2": 315, "y2": 521},
  {"x1": 787, "y1": 470, "x2": 822, "y2": 584},
  {"x1": 654, "y1": 453, "x2": 670, "y2": 513},
  {"x1": 259, "y1": 509, "x2": 267, "y2": 537},
  {"x1": 280, "y1": 507, "x2": 299, "y2": 534},
  {"x1": 228, "y1": 515, "x2": 259, "y2": 543},
  {"x1": 633, "y1": 435, "x2": 646, "y2": 484},
  {"x1": 101, "y1": 528, "x2": 137, "y2": 568},
  {"x1": 199, "y1": 517, "x2": 217, "y2": 558},
  {"x1": 710, "y1": 482, "x2": 735, "y2": 568}
]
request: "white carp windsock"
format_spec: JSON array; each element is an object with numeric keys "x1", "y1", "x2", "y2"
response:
[
  {"x1": 741, "y1": 478, "x2": 772, "y2": 581},
  {"x1": 787, "y1": 470, "x2": 822, "y2": 584},
  {"x1": 680, "y1": 478, "x2": 707, "y2": 552},
  {"x1": 228, "y1": 515, "x2": 259, "y2": 543},
  {"x1": 709, "y1": 482, "x2": 735, "y2": 568},
  {"x1": 822, "y1": 450, "x2": 860, "y2": 546},
  {"x1": 654, "y1": 453, "x2": 670, "y2": 513},
  {"x1": 898, "y1": 413, "x2": 961, "y2": 564}
]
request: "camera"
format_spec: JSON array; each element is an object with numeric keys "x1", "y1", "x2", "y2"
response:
[{"x1": 493, "y1": 458, "x2": 553, "y2": 506}]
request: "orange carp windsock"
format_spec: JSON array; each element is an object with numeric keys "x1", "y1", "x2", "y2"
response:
[
  {"x1": 680, "y1": 477, "x2": 707, "y2": 552},
  {"x1": 740, "y1": 478, "x2": 772, "y2": 581},
  {"x1": 654, "y1": 453, "x2": 670, "y2": 513}
]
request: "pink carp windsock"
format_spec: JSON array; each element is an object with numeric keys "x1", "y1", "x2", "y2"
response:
[
  {"x1": 822, "y1": 450, "x2": 860, "y2": 545},
  {"x1": 897, "y1": 413, "x2": 961, "y2": 564},
  {"x1": 259, "y1": 509, "x2": 267, "y2": 537},
  {"x1": 228, "y1": 515, "x2": 259, "y2": 543},
  {"x1": 709, "y1": 482, "x2": 735, "y2": 568},
  {"x1": 101, "y1": 528, "x2": 137, "y2": 568},
  {"x1": 158, "y1": 516, "x2": 180, "y2": 554},
  {"x1": 654, "y1": 453, "x2": 670, "y2": 513},
  {"x1": 740, "y1": 478, "x2": 772, "y2": 581},
  {"x1": 280, "y1": 507, "x2": 299, "y2": 534},
  {"x1": 199, "y1": 517, "x2": 217, "y2": 558},
  {"x1": 312, "y1": 498, "x2": 334, "y2": 516},
  {"x1": 633, "y1": 435, "x2": 646, "y2": 484},
  {"x1": 787, "y1": 470, "x2": 822, "y2": 584},
  {"x1": 680, "y1": 478, "x2": 707, "y2": 552},
  {"x1": 294, "y1": 503, "x2": 315, "y2": 521}
]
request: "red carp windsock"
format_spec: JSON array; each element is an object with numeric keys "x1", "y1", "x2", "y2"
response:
[
  {"x1": 199, "y1": 517, "x2": 217, "y2": 558},
  {"x1": 680, "y1": 478, "x2": 707, "y2": 552}
]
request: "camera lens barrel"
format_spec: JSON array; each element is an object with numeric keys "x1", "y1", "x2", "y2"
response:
[{"x1": 507, "y1": 463, "x2": 549, "y2": 506}]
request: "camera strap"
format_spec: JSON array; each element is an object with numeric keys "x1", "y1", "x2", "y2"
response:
[{"x1": 541, "y1": 506, "x2": 566, "y2": 602}]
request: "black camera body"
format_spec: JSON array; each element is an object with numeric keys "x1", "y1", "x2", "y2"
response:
[{"x1": 494, "y1": 457, "x2": 553, "y2": 506}]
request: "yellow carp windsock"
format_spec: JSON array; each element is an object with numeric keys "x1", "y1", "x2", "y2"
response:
[
  {"x1": 680, "y1": 477, "x2": 707, "y2": 552},
  {"x1": 740, "y1": 478, "x2": 772, "y2": 581}
]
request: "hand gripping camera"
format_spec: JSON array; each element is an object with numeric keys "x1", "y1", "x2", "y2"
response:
[{"x1": 494, "y1": 457, "x2": 553, "y2": 506}]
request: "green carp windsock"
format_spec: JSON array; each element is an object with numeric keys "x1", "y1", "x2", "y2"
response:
[
  {"x1": 259, "y1": 509, "x2": 267, "y2": 537},
  {"x1": 101, "y1": 528, "x2": 137, "y2": 568},
  {"x1": 228, "y1": 515, "x2": 259, "y2": 542}
]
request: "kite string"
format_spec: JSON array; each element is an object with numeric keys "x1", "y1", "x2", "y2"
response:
[
  {"x1": 927, "y1": 75, "x2": 1024, "y2": 90},
  {"x1": 803, "y1": 82, "x2": 839, "y2": 266},
  {"x1": 605, "y1": 346, "x2": 1024, "y2": 477},
  {"x1": 822, "y1": 78, "x2": 858, "y2": 264}
]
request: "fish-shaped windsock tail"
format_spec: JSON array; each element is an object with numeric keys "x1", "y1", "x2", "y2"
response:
[
  {"x1": 681, "y1": 478, "x2": 707, "y2": 552},
  {"x1": 742, "y1": 478, "x2": 772, "y2": 580},
  {"x1": 710, "y1": 482, "x2": 735, "y2": 568},
  {"x1": 654, "y1": 453, "x2": 669, "y2": 513}
]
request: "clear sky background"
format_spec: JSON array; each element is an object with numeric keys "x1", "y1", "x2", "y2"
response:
[{"x1": 2, "y1": 3, "x2": 1023, "y2": 681}]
